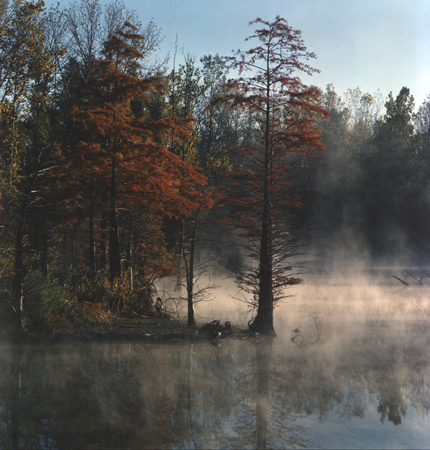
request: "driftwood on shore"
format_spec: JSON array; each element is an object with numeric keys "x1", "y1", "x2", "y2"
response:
[{"x1": 393, "y1": 275, "x2": 409, "y2": 286}]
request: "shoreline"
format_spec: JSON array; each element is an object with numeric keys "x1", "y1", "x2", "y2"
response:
[{"x1": 2, "y1": 315, "x2": 252, "y2": 344}]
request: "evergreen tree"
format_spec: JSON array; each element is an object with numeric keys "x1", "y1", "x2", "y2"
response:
[{"x1": 365, "y1": 87, "x2": 419, "y2": 252}]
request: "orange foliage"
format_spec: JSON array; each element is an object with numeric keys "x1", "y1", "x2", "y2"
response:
[{"x1": 63, "y1": 22, "x2": 211, "y2": 281}]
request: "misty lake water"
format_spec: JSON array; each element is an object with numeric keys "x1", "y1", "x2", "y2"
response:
[{"x1": 2, "y1": 270, "x2": 430, "y2": 449}]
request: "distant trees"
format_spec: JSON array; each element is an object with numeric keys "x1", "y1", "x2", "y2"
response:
[
  {"x1": 304, "y1": 85, "x2": 427, "y2": 258},
  {"x1": 303, "y1": 86, "x2": 384, "y2": 254},
  {"x1": 218, "y1": 17, "x2": 327, "y2": 334},
  {"x1": 196, "y1": 55, "x2": 236, "y2": 184},
  {"x1": 416, "y1": 95, "x2": 430, "y2": 154},
  {"x1": 364, "y1": 87, "x2": 419, "y2": 249}
]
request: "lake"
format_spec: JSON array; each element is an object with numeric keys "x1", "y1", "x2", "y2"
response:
[{"x1": 1, "y1": 270, "x2": 430, "y2": 449}]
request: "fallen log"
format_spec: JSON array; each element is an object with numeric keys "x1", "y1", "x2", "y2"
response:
[
  {"x1": 404, "y1": 269, "x2": 424, "y2": 287},
  {"x1": 393, "y1": 270, "x2": 428, "y2": 288},
  {"x1": 393, "y1": 275, "x2": 409, "y2": 286}
]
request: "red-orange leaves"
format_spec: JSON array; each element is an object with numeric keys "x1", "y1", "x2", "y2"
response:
[{"x1": 67, "y1": 22, "x2": 208, "y2": 281}]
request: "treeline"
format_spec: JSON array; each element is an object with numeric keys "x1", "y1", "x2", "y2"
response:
[
  {"x1": 304, "y1": 85, "x2": 430, "y2": 260},
  {"x1": 1, "y1": 0, "x2": 429, "y2": 337}
]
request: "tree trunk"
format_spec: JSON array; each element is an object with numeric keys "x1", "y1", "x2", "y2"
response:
[
  {"x1": 253, "y1": 226, "x2": 276, "y2": 334},
  {"x1": 187, "y1": 226, "x2": 196, "y2": 326},
  {"x1": 250, "y1": 250, "x2": 275, "y2": 336},
  {"x1": 250, "y1": 232, "x2": 275, "y2": 335},
  {"x1": 89, "y1": 192, "x2": 96, "y2": 279},
  {"x1": 186, "y1": 208, "x2": 201, "y2": 326},
  {"x1": 12, "y1": 202, "x2": 29, "y2": 341},
  {"x1": 174, "y1": 220, "x2": 184, "y2": 294},
  {"x1": 250, "y1": 111, "x2": 275, "y2": 335},
  {"x1": 109, "y1": 157, "x2": 121, "y2": 281}
]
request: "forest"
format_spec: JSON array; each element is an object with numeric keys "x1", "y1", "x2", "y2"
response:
[{"x1": 1, "y1": 0, "x2": 430, "y2": 339}]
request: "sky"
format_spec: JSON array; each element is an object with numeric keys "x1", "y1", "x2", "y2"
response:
[{"x1": 119, "y1": 0, "x2": 430, "y2": 110}]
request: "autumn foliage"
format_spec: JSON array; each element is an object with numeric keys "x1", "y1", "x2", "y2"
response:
[{"x1": 68, "y1": 22, "x2": 209, "y2": 282}]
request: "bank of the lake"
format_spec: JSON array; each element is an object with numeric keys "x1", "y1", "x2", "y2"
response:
[{"x1": 8, "y1": 315, "x2": 250, "y2": 344}]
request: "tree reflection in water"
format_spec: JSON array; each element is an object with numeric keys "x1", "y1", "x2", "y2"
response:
[
  {"x1": 0, "y1": 316, "x2": 429, "y2": 448},
  {"x1": 10, "y1": 347, "x2": 22, "y2": 450},
  {"x1": 255, "y1": 338, "x2": 273, "y2": 450}
]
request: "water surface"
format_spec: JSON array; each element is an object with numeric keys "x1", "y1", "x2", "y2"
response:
[{"x1": 1, "y1": 280, "x2": 430, "y2": 449}]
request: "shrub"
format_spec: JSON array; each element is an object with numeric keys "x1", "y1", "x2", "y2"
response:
[
  {"x1": 71, "y1": 272, "x2": 157, "y2": 316},
  {"x1": 24, "y1": 273, "x2": 90, "y2": 331}
]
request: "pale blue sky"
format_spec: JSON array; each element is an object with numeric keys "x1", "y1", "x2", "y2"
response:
[
  {"x1": 125, "y1": 0, "x2": 430, "y2": 109},
  {"x1": 51, "y1": 0, "x2": 430, "y2": 109}
]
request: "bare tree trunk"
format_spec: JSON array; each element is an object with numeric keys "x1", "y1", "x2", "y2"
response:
[
  {"x1": 109, "y1": 157, "x2": 121, "y2": 282},
  {"x1": 250, "y1": 106, "x2": 275, "y2": 335},
  {"x1": 89, "y1": 192, "x2": 96, "y2": 278},
  {"x1": 184, "y1": 207, "x2": 201, "y2": 326},
  {"x1": 186, "y1": 224, "x2": 196, "y2": 326},
  {"x1": 12, "y1": 202, "x2": 29, "y2": 341},
  {"x1": 174, "y1": 220, "x2": 183, "y2": 294}
]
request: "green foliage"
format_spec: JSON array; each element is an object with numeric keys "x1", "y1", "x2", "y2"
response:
[
  {"x1": 164, "y1": 54, "x2": 237, "y2": 183},
  {"x1": 166, "y1": 56, "x2": 202, "y2": 161},
  {"x1": 197, "y1": 54, "x2": 235, "y2": 182},
  {"x1": 362, "y1": 87, "x2": 420, "y2": 250},
  {"x1": 302, "y1": 84, "x2": 429, "y2": 256},
  {"x1": 25, "y1": 274, "x2": 90, "y2": 329}
]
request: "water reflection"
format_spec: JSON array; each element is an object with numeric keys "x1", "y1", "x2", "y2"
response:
[
  {"x1": 256, "y1": 338, "x2": 273, "y2": 450},
  {"x1": 10, "y1": 348, "x2": 22, "y2": 449},
  {"x1": 0, "y1": 316, "x2": 429, "y2": 448}
]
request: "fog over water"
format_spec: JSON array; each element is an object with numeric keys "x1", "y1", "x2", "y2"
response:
[
  {"x1": 188, "y1": 261, "x2": 430, "y2": 335},
  {"x1": 2, "y1": 264, "x2": 430, "y2": 448}
]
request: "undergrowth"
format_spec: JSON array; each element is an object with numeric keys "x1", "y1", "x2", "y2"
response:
[
  {"x1": 4, "y1": 271, "x2": 161, "y2": 335},
  {"x1": 25, "y1": 274, "x2": 92, "y2": 333}
]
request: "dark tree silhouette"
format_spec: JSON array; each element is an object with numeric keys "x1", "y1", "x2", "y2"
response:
[{"x1": 218, "y1": 17, "x2": 327, "y2": 334}]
